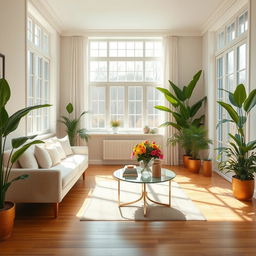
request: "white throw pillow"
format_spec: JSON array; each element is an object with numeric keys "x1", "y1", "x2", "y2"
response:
[
  {"x1": 46, "y1": 146, "x2": 61, "y2": 166},
  {"x1": 58, "y1": 136, "x2": 73, "y2": 156},
  {"x1": 54, "y1": 141, "x2": 66, "y2": 160},
  {"x1": 3, "y1": 150, "x2": 20, "y2": 168},
  {"x1": 34, "y1": 145, "x2": 52, "y2": 168},
  {"x1": 18, "y1": 149, "x2": 39, "y2": 169}
]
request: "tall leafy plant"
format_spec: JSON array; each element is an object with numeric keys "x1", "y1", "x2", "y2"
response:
[
  {"x1": 217, "y1": 84, "x2": 256, "y2": 180},
  {"x1": 0, "y1": 78, "x2": 51, "y2": 209},
  {"x1": 155, "y1": 70, "x2": 206, "y2": 131},
  {"x1": 59, "y1": 103, "x2": 89, "y2": 146}
]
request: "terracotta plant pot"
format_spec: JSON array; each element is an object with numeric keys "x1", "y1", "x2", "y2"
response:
[
  {"x1": 203, "y1": 160, "x2": 212, "y2": 177},
  {"x1": 0, "y1": 201, "x2": 15, "y2": 240},
  {"x1": 232, "y1": 176, "x2": 255, "y2": 201},
  {"x1": 187, "y1": 158, "x2": 201, "y2": 173},
  {"x1": 183, "y1": 155, "x2": 191, "y2": 168}
]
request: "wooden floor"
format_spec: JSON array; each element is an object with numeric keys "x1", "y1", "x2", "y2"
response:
[{"x1": 1, "y1": 165, "x2": 256, "y2": 256}]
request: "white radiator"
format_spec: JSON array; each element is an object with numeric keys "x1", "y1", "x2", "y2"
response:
[{"x1": 103, "y1": 140, "x2": 142, "y2": 160}]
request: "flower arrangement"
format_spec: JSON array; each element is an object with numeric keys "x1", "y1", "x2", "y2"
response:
[
  {"x1": 132, "y1": 140, "x2": 163, "y2": 165},
  {"x1": 110, "y1": 120, "x2": 121, "y2": 127}
]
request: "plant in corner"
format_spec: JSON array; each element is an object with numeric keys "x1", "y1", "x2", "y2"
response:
[
  {"x1": 154, "y1": 70, "x2": 207, "y2": 167},
  {"x1": 182, "y1": 126, "x2": 212, "y2": 173},
  {"x1": 217, "y1": 84, "x2": 256, "y2": 201},
  {"x1": 0, "y1": 78, "x2": 51, "y2": 240},
  {"x1": 59, "y1": 103, "x2": 89, "y2": 146}
]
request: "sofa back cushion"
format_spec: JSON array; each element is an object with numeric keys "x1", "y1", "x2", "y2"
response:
[
  {"x1": 34, "y1": 145, "x2": 52, "y2": 168},
  {"x1": 19, "y1": 149, "x2": 39, "y2": 169},
  {"x1": 58, "y1": 136, "x2": 73, "y2": 156},
  {"x1": 46, "y1": 146, "x2": 61, "y2": 166}
]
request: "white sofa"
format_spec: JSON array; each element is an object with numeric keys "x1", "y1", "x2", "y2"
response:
[{"x1": 5, "y1": 145, "x2": 88, "y2": 218}]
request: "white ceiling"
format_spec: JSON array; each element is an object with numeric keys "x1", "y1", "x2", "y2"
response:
[{"x1": 43, "y1": 0, "x2": 225, "y2": 34}]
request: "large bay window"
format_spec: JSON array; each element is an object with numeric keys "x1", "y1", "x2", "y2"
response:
[
  {"x1": 27, "y1": 16, "x2": 50, "y2": 135},
  {"x1": 88, "y1": 39, "x2": 163, "y2": 131},
  {"x1": 216, "y1": 9, "x2": 248, "y2": 161}
]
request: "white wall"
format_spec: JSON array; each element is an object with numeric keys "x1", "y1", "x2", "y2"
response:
[{"x1": 0, "y1": 0, "x2": 27, "y2": 148}]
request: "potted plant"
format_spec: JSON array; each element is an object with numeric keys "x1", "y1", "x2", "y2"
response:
[
  {"x1": 110, "y1": 120, "x2": 120, "y2": 134},
  {"x1": 202, "y1": 158, "x2": 212, "y2": 177},
  {"x1": 182, "y1": 126, "x2": 212, "y2": 173},
  {"x1": 168, "y1": 128, "x2": 192, "y2": 168},
  {"x1": 155, "y1": 70, "x2": 207, "y2": 165},
  {"x1": 59, "y1": 103, "x2": 89, "y2": 146},
  {"x1": 143, "y1": 125, "x2": 150, "y2": 134},
  {"x1": 0, "y1": 78, "x2": 50, "y2": 240},
  {"x1": 217, "y1": 84, "x2": 256, "y2": 201}
]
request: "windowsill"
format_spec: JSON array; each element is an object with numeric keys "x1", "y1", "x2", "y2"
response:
[{"x1": 88, "y1": 131, "x2": 163, "y2": 136}]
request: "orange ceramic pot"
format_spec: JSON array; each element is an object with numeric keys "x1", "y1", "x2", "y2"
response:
[
  {"x1": 203, "y1": 160, "x2": 212, "y2": 177},
  {"x1": 0, "y1": 201, "x2": 15, "y2": 240},
  {"x1": 183, "y1": 155, "x2": 191, "y2": 168},
  {"x1": 232, "y1": 176, "x2": 255, "y2": 201},
  {"x1": 187, "y1": 158, "x2": 201, "y2": 173}
]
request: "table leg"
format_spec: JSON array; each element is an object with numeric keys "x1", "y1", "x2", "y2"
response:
[
  {"x1": 169, "y1": 180, "x2": 171, "y2": 207},
  {"x1": 118, "y1": 179, "x2": 120, "y2": 205},
  {"x1": 143, "y1": 183, "x2": 147, "y2": 216}
]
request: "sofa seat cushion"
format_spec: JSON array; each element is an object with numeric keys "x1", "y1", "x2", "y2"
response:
[{"x1": 52, "y1": 154, "x2": 88, "y2": 188}]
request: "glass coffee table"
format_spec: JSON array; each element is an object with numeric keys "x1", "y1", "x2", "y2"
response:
[{"x1": 113, "y1": 168, "x2": 176, "y2": 216}]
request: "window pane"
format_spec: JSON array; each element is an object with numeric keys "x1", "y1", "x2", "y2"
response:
[
  {"x1": 35, "y1": 24, "x2": 41, "y2": 47},
  {"x1": 90, "y1": 61, "x2": 107, "y2": 82},
  {"x1": 145, "y1": 41, "x2": 162, "y2": 57},
  {"x1": 91, "y1": 87, "x2": 106, "y2": 128},
  {"x1": 110, "y1": 86, "x2": 124, "y2": 127},
  {"x1": 237, "y1": 44, "x2": 246, "y2": 70},
  {"x1": 27, "y1": 18, "x2": 33, "y2": 42},
  {"x1": 226, "y1": 22, "x2": 235, "y2": 43},
  {"x1": 145, "y1": 61, "x2": 161, "y2": 82},
  {"x1": 128, "y1": 87, "x2": 143, "y2": 128},
  {"x1": 227, "y1": 51, "x2": 234, "y2": 74}
]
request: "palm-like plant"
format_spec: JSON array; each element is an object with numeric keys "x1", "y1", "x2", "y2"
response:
[
  {"x1": 155, "y1": 70, "x2": 206, "y2": 131},
  {"x1": 217, "y1": 84, "x2": 256, "y2": 180},
  {"x1": 182, "y1": 126, "x2": 212, "y2": 160},
  {"x1": 0, "y1": 78, "x2": 51, "y2": 209},
  {"x1": 59, "y1": 103, "x2": 89, "y2": 146}
]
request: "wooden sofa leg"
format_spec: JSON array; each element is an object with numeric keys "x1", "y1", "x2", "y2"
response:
[
  {"x1": 83, "y1": 171, "x2": 86, "y2": 180},
  {"x1": 53, "y1": 203, "x2": 59, "y2": 218}
]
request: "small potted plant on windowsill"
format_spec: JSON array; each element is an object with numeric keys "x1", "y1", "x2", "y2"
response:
[
  {"x1": 111, "y1": 120, "x2": 120, "y2": 134},
  {"x1": 202, "y1": 157, "x2": 212, "y2": 177},
  {"x1": 183, "y1": 126, "x2": 212, "y2": 173}
]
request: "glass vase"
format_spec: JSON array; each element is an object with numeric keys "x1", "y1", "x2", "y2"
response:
[{"x1": 140, "y1": 159, "x2": 153, "y2": 180}]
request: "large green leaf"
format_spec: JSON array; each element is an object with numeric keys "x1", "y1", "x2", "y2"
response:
[
  {"x1": 216, "y1": 119, "x2": 234, "y2": 129},
  {"x1": 220, "y1": 88, "x2": 239, "y2": 107},
  {"x1": 0, "y1": 107, "x2": 9, "y2": 130},
  {"x1": 191, "y1": 115, "x2": 205, "y2": 127},
  {"x1": 179, "y1": 103, "x2": 190, "y2": 119},
  {"x1": 11, "y1": 135, "x2": 37, "y2": 149},
  {"x1": 66, "y1": 103, "x2": 73, "y2": 114},
  {"x1": 217, "y1": 101, "x2": 239, "y2": 124},
  {"x1": 11, "y1": 140, "x2": 44, "y2": 164},
  {"x1": 164, "y1": 94, "x2": 179, "y2": 107},
  {"x1": 3, "y1": 104, "x2": 51, "y2": 136},
  {"x1": 0, "y1": 78, "x2": 11, "y2": 109},
  {"x1": 190, "y1": 96, "x2": 207, "y2": 117},
  {"x1": 159, "y1": 121, "x2": 181, "y2": 130},
  {"x1": 169, "y1": 80, "x2": 186, "y2": 101},
  {"x1": 185, "y1": 70, "x2": 202, "y2": 98},
  {"x1": 243, "y1": 89, "x2": 256, "y2": 112},
  {"x1": 154, "y1": 105, "x2": 172, "y2": 113},
  {"x1": 233, "y1": 84, "x2": 246, "y2": 107}
]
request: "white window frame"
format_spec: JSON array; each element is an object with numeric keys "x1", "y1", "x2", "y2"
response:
[
  {"x1": 88, "y1": 38, "x2": 164, "y2": 132},
  {"x1": 215, "y1": 7, "x2": 249, "y2": 170},
  {"x1": 27, "y1": 14, "x2": 51, "y2": 136}
]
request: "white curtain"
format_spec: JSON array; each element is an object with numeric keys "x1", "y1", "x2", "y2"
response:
[
  {"x1": 60, "y1": 36, "x2": 88, "y2": 145},
  {"x1": 163, "y1": 36, "x2": 179, "y2": 165}
]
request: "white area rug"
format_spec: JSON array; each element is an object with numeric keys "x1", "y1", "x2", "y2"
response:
[{"x1": 79, "y1": 177, "x2": 206, "y2": 221}]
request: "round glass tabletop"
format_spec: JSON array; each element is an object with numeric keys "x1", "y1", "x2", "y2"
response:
[{"x1": 113, "y1": 168, "x2": 176, "y2": 184}]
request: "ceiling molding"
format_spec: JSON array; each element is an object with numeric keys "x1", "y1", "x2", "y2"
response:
[
  {"x1": 29, "y1": 0, "x2": 63, "y2": 33},
  {"x1": 200, "y1": 0, "x2": 247, "y2": 34},
  {"x1": 61, "y1": 29, "x2": 202, "y2": 38}
]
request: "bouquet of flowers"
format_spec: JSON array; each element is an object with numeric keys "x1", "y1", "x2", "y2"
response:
[{"x1": 132, "y1": 140, "x2": 163, "y2": 167}]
